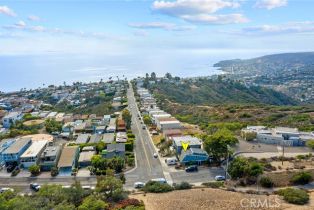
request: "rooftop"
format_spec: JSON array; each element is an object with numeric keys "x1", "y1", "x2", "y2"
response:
[
  {"x1": 21, "y1": 140, "x2": 48, "y2": 158},
  {"x1": 57, "y1": 146, "x2": 78, "y2": 168},
  {"x1": 107, "y1": 143, "x2": 125, "y2": 152},
  {"x1": 78, "y1": 151, "x2": 96, "y2": 162},
  {"x1": 2, "y1": 138, "x2": 32, "y2": 154},
  {"x1": 102, "y1": 133, "x2": 115, "y2": 143},
  {"x1": 173, "y1": 136, "x2": 202, "y2": 146},
  {"x1": 41, "y1": 145, "x2": 61, "y2": 158},
  {"x1": 76, "y1": 134, "x2": 90, "y2": 144}
]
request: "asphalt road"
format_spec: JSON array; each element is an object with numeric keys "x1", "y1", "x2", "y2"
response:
[{"x1": 124, "y1": 84, "x2": 165, "y2": 188}]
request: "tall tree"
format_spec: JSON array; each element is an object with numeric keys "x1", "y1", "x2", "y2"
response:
[{"x1": 122, "y1": 109, "x2": 132, "y2": 129}]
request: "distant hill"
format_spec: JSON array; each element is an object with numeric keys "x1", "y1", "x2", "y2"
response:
[
  {"x1": 214, "y1": 52, "x2": 314, "y2": 102},
  {"x1": 151, "y1": 78, "x2": 296, "y2": 105}
]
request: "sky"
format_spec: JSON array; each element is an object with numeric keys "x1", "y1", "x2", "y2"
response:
[{"x1": 1, "y1": 0, "x2": 314, "y2": 91}]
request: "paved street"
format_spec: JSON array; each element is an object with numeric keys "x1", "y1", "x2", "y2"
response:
[{"x1": 124, "y1": 84, "x2": 165, "y2": 188}]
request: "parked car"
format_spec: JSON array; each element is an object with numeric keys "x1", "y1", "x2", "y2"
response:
[
  {"x1": 6, "y1": 164, "x2": 17, "y2": 173},
  {"x1": 153, "y1": 153, "x2": 158, "y2": 158},
  {"x1": 142, "y1": 125, "x2": 146, "y2": 129},
  {"x1": 165, "y1": 158, "x2": 177, "y2": 166},
  {"x1": 30, "y1": 183, "x2": 41, "y2": 192},
  {"x1": 215, "y1": 175, "x2": 226, "y2": 181},
  {"x1": 185, "y1": 165, "x2": 198, "y2": 172},
  {"x1": 0, "y1": 187, "x2": 14, "y2": 193},
  {"x1": 134, "y1": 182, "x2": 145, "y2": 189},
  {"x1": 150, "y1": 178, "x2": 167, "y2": 184}
]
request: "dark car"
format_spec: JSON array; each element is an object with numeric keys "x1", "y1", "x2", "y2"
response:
[
  {"x1": 30, "y1": 183, "x2": 41, "y2": 192},
  {"x1": 6, "y1": 165, "x2": 17, "y2": 173},
  {"x1": 185, "y1": 165, "x2": 198, "y2": 172}
]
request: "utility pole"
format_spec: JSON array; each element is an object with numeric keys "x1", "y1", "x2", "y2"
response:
[
  {"x1": 225, "y1": 145, "x2": 230, "y2": 179},
  {"x1": 282, "y1": 141, "x2": 285, "y2": 166}
]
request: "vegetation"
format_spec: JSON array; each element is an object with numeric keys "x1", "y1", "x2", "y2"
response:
[
  {"x1": 306, "y1": 140, "x2": 314, "y2": 150},
  {"x1": 122, "y1": 109, "x2": 132, "y2": 129},
  {"x1": 45, "y1": 118, "x2": 62, "y2": 133},
  {"x1": 203, "y1": 128, "x2": 238, "y2": 162},
  {"x1": 277, "y1": 188, "x2": 309, "y2": 205},
  {"x1": 259, "y1": 176, "x2": 274, "y2": 188},
  {"x1": 29, "y1": 164, "x2": 41, "y2": 176},
  {"x1": 173, "y1": 182, "x2": 192, "y2": 190},
  {"x1": 90, "y1": 155, "x2": 125, "y2": 175},
  {"x1": 228, "y1": 157, "x2": 263, "y2": 179},
  {"x1": 290, "y1": 171, "x2": 313, "y2": 185},
  {"x1": 0, "y1": 178, "x2": 140, "y2": 210},
  {"x1": 51, "y1": 167, "x2": 59, "y2": 177},
  {"x1": 202, "y1": 181, "x2": 224, "y2": 188},
  {"x1": 143, "y1": 114, "x2": 152, "y2": 125},
  {"x1": 142, "y1": 181, "x2": 173, "y2": 193}
]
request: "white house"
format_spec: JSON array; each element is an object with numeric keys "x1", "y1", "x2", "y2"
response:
[
  {"x1": 20, "y1": 140, "x2": 48, "y2": 168},
  {"x1": 2, "y1": 112, "x2": 23, "y2": 128}
]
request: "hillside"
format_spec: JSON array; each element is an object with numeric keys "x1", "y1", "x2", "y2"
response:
[
  {"x1": 151, "y1": 78, "x2": 296, "y2": 106},
  {"x1": 214, "y1": 52, "x2": 314, "y2": 102}
]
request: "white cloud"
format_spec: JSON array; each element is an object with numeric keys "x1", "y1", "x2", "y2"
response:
[
  {"x1": 181, "y1": 13, "x2": 248, "y2": 24},
  {"x1": 133, "y1": 30, "x2": 149, "y2": 37},
  {"x1": 15, "y1": 21, "x2": 26, "y2": 28},
  {"x1": 152, "y1": 0, "x2": 239, "y2": 16},
  {"x1": 129, "y1": 22, "x2": 195, "y2": 31},
  {"x1": 152, "y1": 0, "x2": 247, "y2": 25},
  {"x1": 28, "y1": 15, "x2": 41, "y2": 21},
  {"x1": 0, "y1": 5, "x2": 16, "y2": 17},
  {"x1": 254, "y1": 0, "x2": 287, "y2": 10},
  {"x1": 241, "y1": 21, "x2": 314, "y2": 35}
]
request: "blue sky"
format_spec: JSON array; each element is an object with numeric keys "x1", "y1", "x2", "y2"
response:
[
  {"x1": 1, "y1": 0, "x2": 314, "y2": 91},
  {"x1": 1, "y1": 0, "x2": 314, "y2": 55}
]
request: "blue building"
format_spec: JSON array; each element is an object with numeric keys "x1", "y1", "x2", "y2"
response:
[
  {"x1": 1, "y1": 138, "x2": 32, "y2": 166},
  {"x1": 0, "y1": 139, "x2": 16, "y2": 166},
  {"x1": 57, "y1": 146, "x2": 79, "y2": 175},
  {"x1": 172, "y1": 136, "x2": 202, "y2": 155},
  {"x1": 179, "y1": 148, "x2": 209, "y2": 165}
]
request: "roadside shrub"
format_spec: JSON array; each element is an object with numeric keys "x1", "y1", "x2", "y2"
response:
[
  {"x1": 51, "y1": 167, "x2": 59, "y2": 177},
  {"x1": 125, "y1": 143, "x2": 133, "y2": 152},
  {"x1": 29, "y1": 164, "x2": 40, "y2": 176},
  {"x1": 259, "y1": 176, "x2": 274, "y2": 188},
  {"x1": 290, "y1": 171, "x2": 312, "y2": 185},
  {"x1": 173, "y1": 182, "x2": 192, "y2": 190},
  {"x1": 202, "y1": 181, "x2": 224, "y2": 188},
  {"x1": 143, "y1": 181, "x2": 173, "y2": 193},
  {"x1": 277, "y1": 188, "x2": 309, "y2": 205}
]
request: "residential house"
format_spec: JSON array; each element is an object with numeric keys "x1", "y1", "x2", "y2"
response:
[
  {"x1": 39, "y1": 145, "x2": 61, "y2": 171},
  {"x1": 102, "y1": 133, "x2": 115, "y2": 144},
  {"x1": 57, "y1": 146, "x2": 79, "y2": 175},
  {"x1": 2, "y1": 112, "x2": 23, "y2": 128},
  {"x1": 102, "y1": 143, "x2": 125, "y2": 159},
  {"x1": 172, "y1": 136, "x2": 202, "y2": 155},
  {"x1": 78, "y1": 146, "x2": 96, "y2": 167},
  {"x1": 116, "y1": 132, "x2": 127, "y2": 143},
  {"x1": 75, "y1": 134, "x2": 90, "y2": 144},
  {"x1": 89, "y1": 134, "x2": 102, "y2": 143},
  {"x1": 0, "y1": 139, "x2": 16, "y2": 166},
  {"x1": 117, "y1": 119, "x2": 126, "y2": 132},
  {"x1": 20, "y1": 140, "x2": 48, "y2": 168},
  {"x1": 179, "y1": 148, "x2": 209, "y2": 165},
  {"x1": 2, "y1": 138, "x2": 32, "y2": 166}
]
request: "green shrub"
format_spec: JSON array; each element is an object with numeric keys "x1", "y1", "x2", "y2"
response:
[
  {"x1": 29, "y1": 164, "x2": 40, "y2": 176},
  {"x1": 51, "y1": 167, "x2": 59, "y2": 177},
  {"x1": 202, "y1": 181, "x2": 224, "y2": 188},
  {"x1": 173, "y1": 182, "x2": 192, "y2": 190},
  {"x1": 277, "y1": 188, "x2": 309, "y2": 205},
  {"x1": 290, "y1": 171, "x2": 312, "y2": 185},
  {"x1": 125, "y1": 143, "x2": 134, "y2": 151},
  {"x1": 143, "y1": 181, "x2": 173, "y2": 193},
  {"x1": 259, "y1": 176, "x2": 274, "y2": 188}
]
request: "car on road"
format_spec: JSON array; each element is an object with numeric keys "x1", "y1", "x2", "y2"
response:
[
  {"x1": 185, "y1": 165, "x2": 198, "y2": 172},
  {"x1": 142, "y1": 125, "x2": 146, "y2": 129},
  {"x1": 30, "y1": 183, "x2": 41, "y2": 192},
  {"x1": 153, "y1": 153, "x2": 158, "y2": 158},
  {"x1": 0, "y1": 187, "x2": 14, "y2": 193},
  {"x1": 134, "y1": 182, "x2": 145, "y2": 189},
  {"x1": 215, "y1": 175, "x2": 226, "y2": 181},
  {"x1": 165, "y1": 158, "x2": 177, "y2": 165}
]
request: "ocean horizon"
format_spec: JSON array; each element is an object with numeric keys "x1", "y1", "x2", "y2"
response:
[{"x1": 0, "y1": 50, "x2": 278, "y2": 92}]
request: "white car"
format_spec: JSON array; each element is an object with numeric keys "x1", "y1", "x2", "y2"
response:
[
  {"x1": 134, "y1": 182, "x2": 145, "y2": 188},
  {"x1": 0, "y1": 187, "x2": 14, "y2": 193},
  {"x1": 153, "y1": 153, "x2": 158, "y2": 158},
  {"x1": 215, "y1": 175, "x2": 226, "y2": 181}
]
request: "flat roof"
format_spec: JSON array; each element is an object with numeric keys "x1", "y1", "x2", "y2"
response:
[
  {"x1": 57, "y1": 146, "x2": 78, "y2": 168},
  {"x1": 76, "y1": 134, "x2": 90, "y2": 144},
  {"x1": 173, "y1": 136, "x2": 202, "y2": 146},
  {"x1": 102, "y1": 133, "x2": 115, "y2": 143},
  {"x1": 41, "y1": 145, "x2": 61, "y2": 158},
  {"x1": 159, "y1": 121, "x2": 181, "y2": 124},
  {"x1": 107, "y1": 143, "x2": 125, "y2": 152},
  {"x1": 89, "y1": 134, "x2": 102, "y2": 143},
  {"x1": 4, "y1": 112, "x2": 21, "y2": 119},
  {"x1": 78, "y1": 151, "x2": 96, "y2": 162},
  {"x1": 2, "y1": 138, "x2": 31, "y2": 154},
  {"x1": 21, "y1": 140, "x2": 48, "y2": 158}
]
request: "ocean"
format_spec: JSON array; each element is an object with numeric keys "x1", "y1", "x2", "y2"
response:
[{"x1": 0, "y1": 50, "x2": 269, "y2": 92}]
